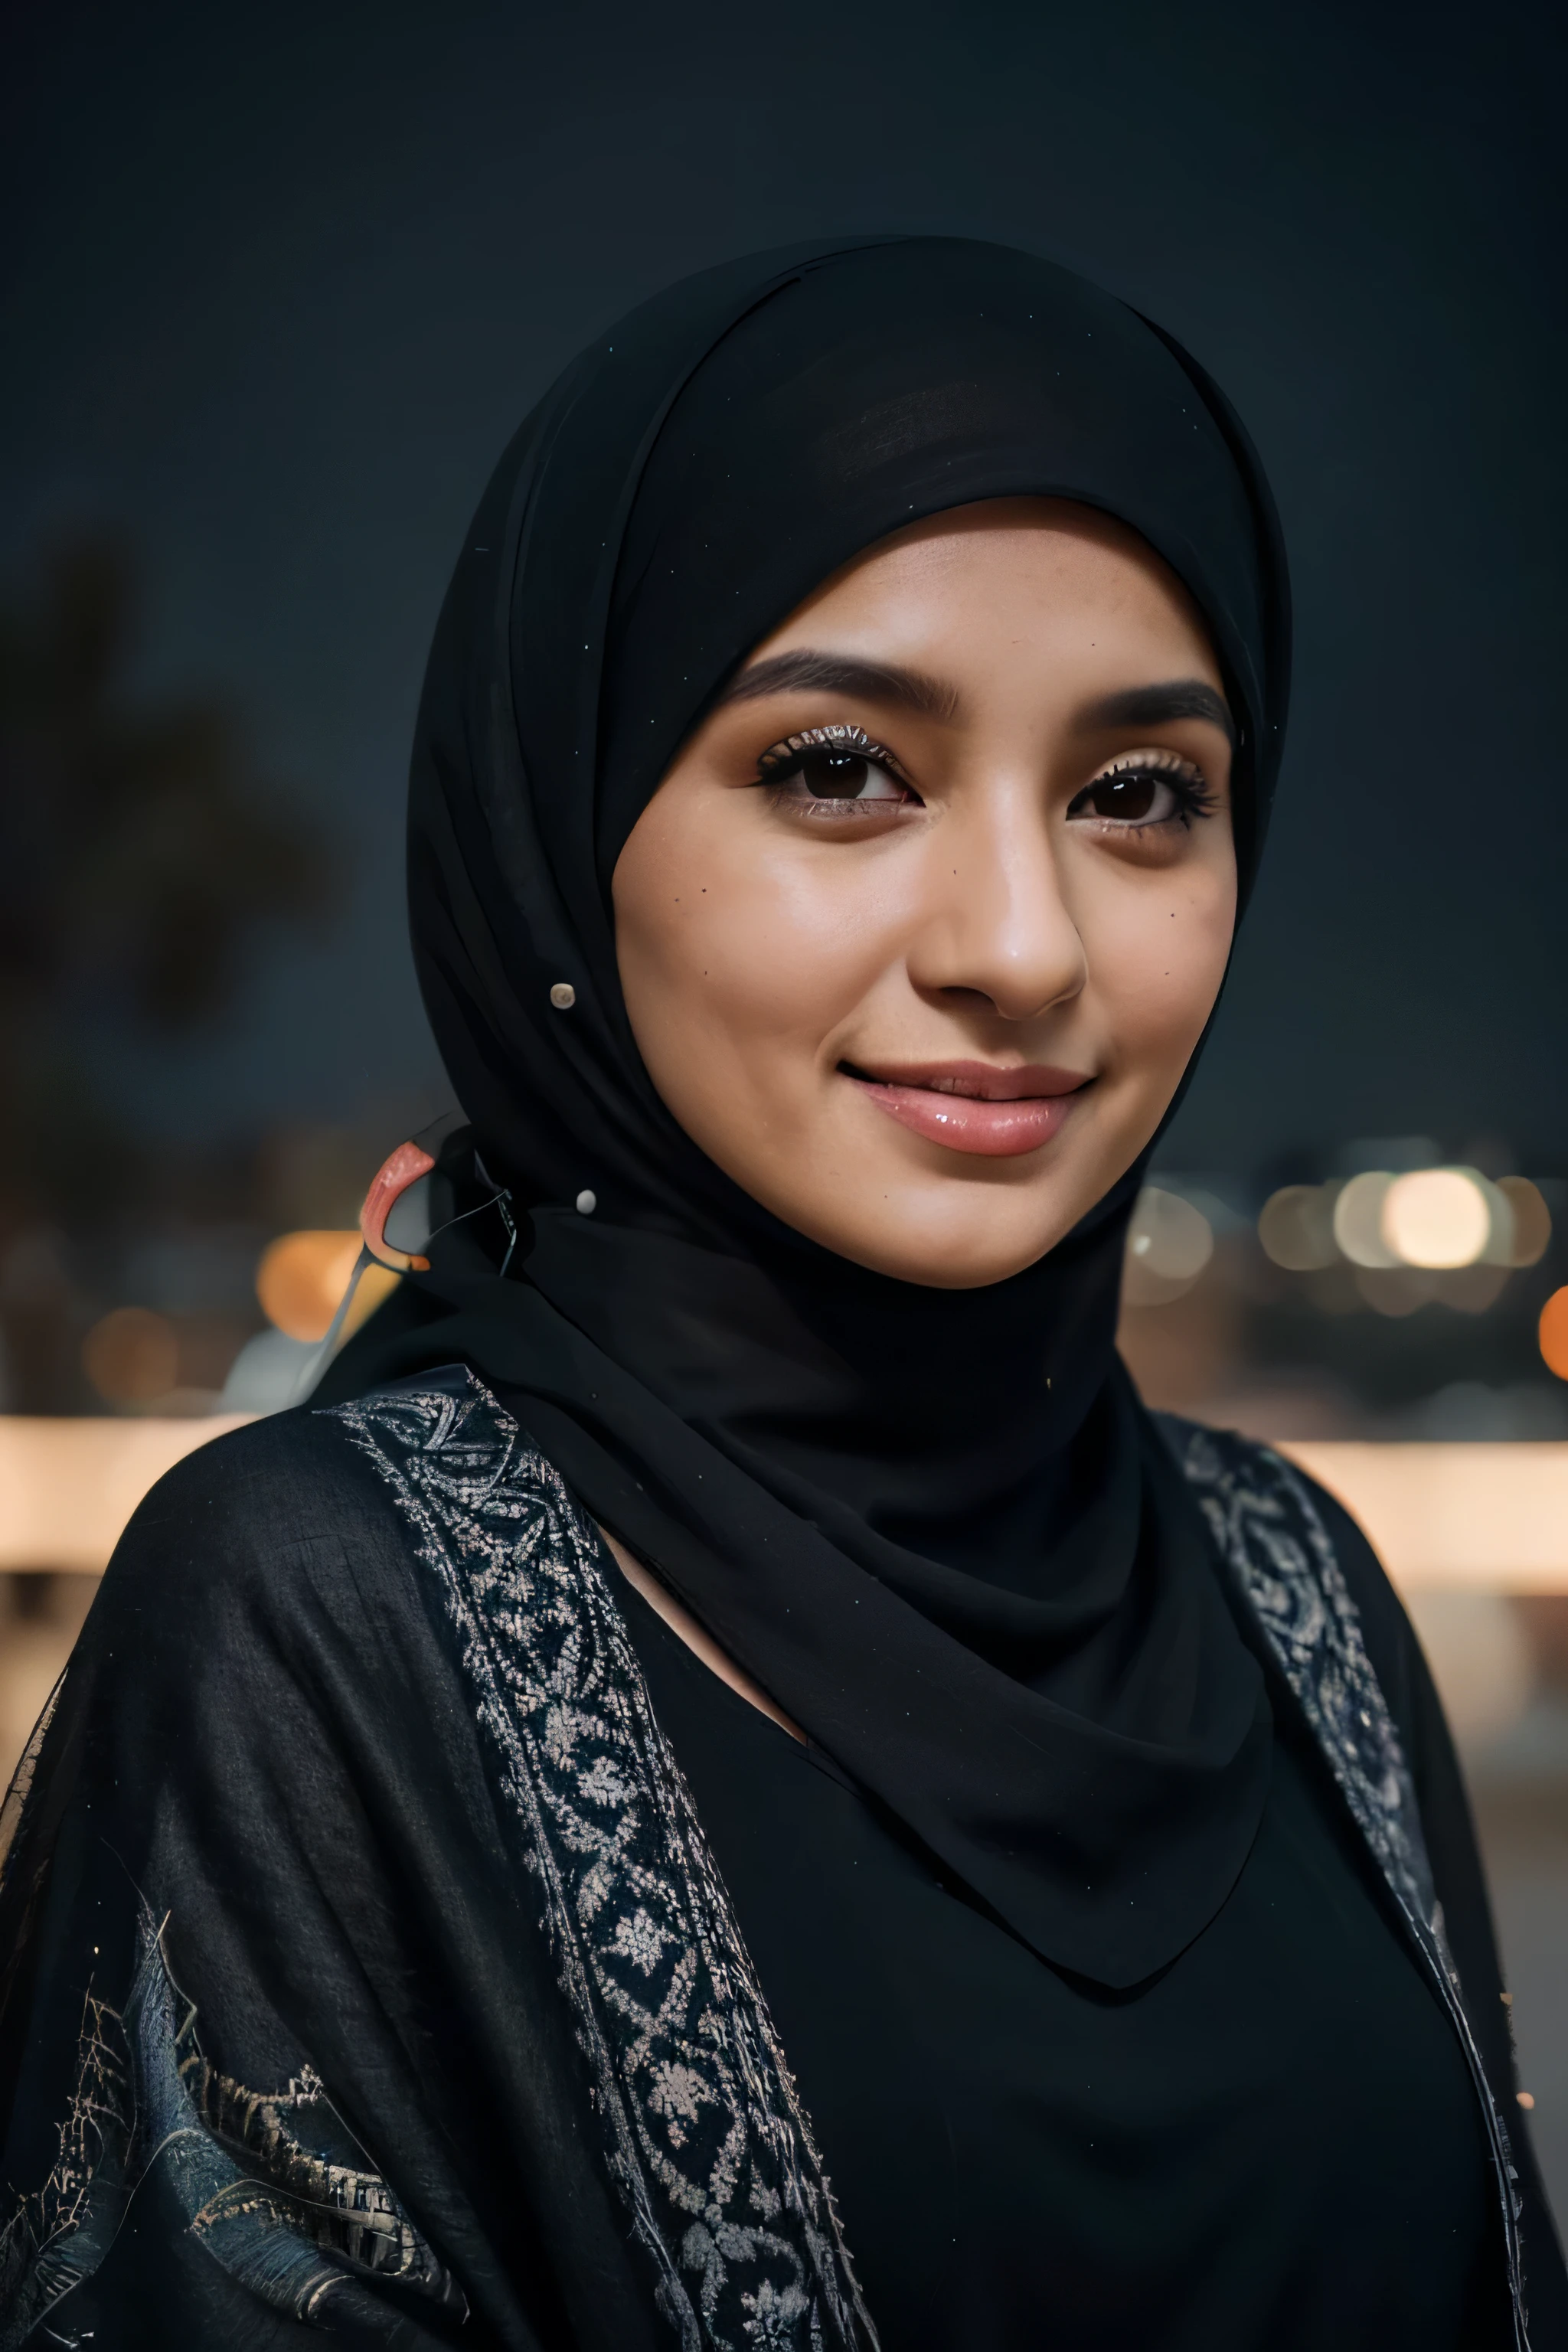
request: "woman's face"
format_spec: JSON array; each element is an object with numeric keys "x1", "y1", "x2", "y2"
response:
[{"x1": 612, "y1": 498, "x2": 1237, "y2": 1289}]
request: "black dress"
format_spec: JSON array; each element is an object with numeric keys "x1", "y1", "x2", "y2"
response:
[
  {"x1": 619, "y1": 1573, "x2": 1506, "y2": 2347},
  {"x1": 0, "y1": 1373, "x2": 1560, "y2": 2350}
]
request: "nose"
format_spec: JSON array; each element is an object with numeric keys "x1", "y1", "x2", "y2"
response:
[{"x1": 903, "y1": 778, "x2": 1087, "y2": 1022}]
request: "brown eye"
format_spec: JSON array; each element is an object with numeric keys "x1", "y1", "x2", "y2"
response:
[
  {"x1": 1083, "y1": 769, "x2": 1159, "y2": 821},
  {"x1": 759, "y1": 731, "x2": 915, "y2": 808},
  {"x1": 1067, "y1": 759, "x2": 1208, "y2": 829},
  {"x1": 799, "y1": 748, "x2": 874, "y2": 799}
]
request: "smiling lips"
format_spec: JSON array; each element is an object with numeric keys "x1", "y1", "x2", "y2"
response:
[{"x1": 844, "y1": 1060, "x2": 1090, "y2": 1157}]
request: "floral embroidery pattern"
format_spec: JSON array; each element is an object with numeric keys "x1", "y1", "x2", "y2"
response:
[
  {"x1": 1166, "y1": 1416, "x2": 1530, "y2": 2350},
  {"x1": 0, "y1": 1909, "x2": 457, "y2": 2349},
  {"x1": 0, "y1": 1984, "x2": 132, "y2": 2350},
  {"x1": 1170, "y1": 1420, "x2": 1431, "y2": 1912},
  {"x1": 332, "y1": 1368, "x2": 876, "y2": 2352}
]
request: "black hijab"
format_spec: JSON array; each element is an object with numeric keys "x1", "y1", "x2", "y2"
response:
[{"x1": 324, "y1": 236, "x2": 1292, "y2": 1989}]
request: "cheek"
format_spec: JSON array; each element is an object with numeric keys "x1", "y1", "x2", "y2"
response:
[
  {"x1": 1085, "y1": 863, "x2": 1236, "y2": 1080},
  {"x1": 619, "y1": 818, "x2": 904, "y2": 1078}
]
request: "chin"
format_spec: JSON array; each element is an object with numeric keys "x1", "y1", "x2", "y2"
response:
[{"x1": 802, "y1": 1194, "x2": 1079, "y2": 1291}]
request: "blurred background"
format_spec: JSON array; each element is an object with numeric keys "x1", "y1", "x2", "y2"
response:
[{"x1": 2, "y1": 0, "x2": 1565, "y2": 2224}]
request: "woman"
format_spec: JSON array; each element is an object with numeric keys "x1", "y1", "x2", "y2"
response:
[{"x1": 1, "y1": 237, "x2": 1562, "y2": 2351}]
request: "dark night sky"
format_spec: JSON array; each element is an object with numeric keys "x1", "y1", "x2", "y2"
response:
[{"x1": 5, "y1": 0, "x2": 1565, "y2": 1171}]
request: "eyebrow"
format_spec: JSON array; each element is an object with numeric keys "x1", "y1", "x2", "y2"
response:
[
  {"x1": 716, "y1": 652, "x2": 1236, "y2": 747},
  {"x1": 716, "y1": 649, "x2": 962, "y2": 723},
  {"x1": 1077, "y1": 679, "x2": 1237, "y2": 746}
]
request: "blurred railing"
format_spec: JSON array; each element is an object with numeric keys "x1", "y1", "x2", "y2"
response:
[
  {"x1": 1279, "y1": 1442, "x2": 1568, "y2": 1593},
  {"x1": 0, "y1": 1413, "x2": 253, "y2": 1576},
  {"x1": 3, "y1": 1415, "x2": 1566, "y2": 1590}
]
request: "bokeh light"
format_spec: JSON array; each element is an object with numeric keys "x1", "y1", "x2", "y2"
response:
[
  {"x1": 1124, "y1": 1187, "x2": 1214, "y2": 1306},
  {"x1": 1541, "y1": 1289, "x2": 1568, "y2": 1383},
  {"x1": 80, "y1": 1306, "x2": 180, "y2": 1406},
  {"x1": 1498, "y1": 1176, "x2": 1552, "y2": 1267},
  {"x1": 1381, "y1": 1168, "x2": 1491, "y2": 1269},
  {"x1": 256, "y1": 1230, "x2": 364, "y2": 1342},
  {"x1": 1258, "y1": 1184, "x2": 1338, "y2": 1271},
  {"x1": 1256, "y1": 1166, "x2": 1553, "y2": 1295},
  {"x1": 1332, "y1": 1171, "x2": 1399, "y2": 1269},
  {"x1": 1354, "y1": 1266, "x2": 1434, "y2": 1318}
]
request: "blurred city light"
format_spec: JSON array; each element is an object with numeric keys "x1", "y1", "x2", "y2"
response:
[
  {"x1": 1382, "y1": 1168, "x2": 1492, "y2": 1268},
  {"x1": 80, "y1": 1305, "x2": 180, "y2": 1406},
  {"x1": 1125, "y1": 1187, "x2": 1214, "y2": 1305},
  {"x1": 1354, "y1": 1265, "x2": 1435, "y2": 1318},
  {"x1": 1256, "y1": 1168, "x2": 1553, "y2": 1289},
  {"x1": 256, "y1": 1230, "x2": 364, "y2": 1341},
  {"x1": 1334, "y1": 1170, "x2": 1400, "y2": 1268},
  {"x1": 1500, "y1": 1177, "x2": 1553, "y2": 1267},
  {"x1": 1257, "y1": 1183, "x2": 1338, "y2": 1270},
  {"x1": 1542, "y1": 1289, "x2": 1568, "y2": 1383}
]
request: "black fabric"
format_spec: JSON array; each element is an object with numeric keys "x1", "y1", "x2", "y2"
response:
[
  {"x1": 616, "y1": 1567, "x2": 1511, "y2": 2351},
  {"x1": 1, "y1": 1416, "x2": 1563, "y2": 2348},
  {"x1": 0, "y1": 1415, "x2": 641, "y2": 2352},
  {"x1": 325, "y1": 234, "x2": 1292, "y2": 1987}
]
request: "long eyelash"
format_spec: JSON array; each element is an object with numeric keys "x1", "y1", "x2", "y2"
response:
[
  {"x1": 1086, "y1": 755, "x2": 1217, "y2": 826},
  {"x1": 754, "y1": 723, "x2": 910, "y2": 786}
]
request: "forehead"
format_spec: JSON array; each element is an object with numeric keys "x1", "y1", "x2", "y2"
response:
[{"x1": 760, "y1": 497, "x2": 1224, "y2": 686}]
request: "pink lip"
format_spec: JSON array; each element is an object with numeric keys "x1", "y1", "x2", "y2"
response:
[{"x1": 844, "y1": 1060, "x2": 1092, "y2": 1158}]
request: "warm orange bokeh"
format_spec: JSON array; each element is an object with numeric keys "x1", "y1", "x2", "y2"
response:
[
  {"x1": 255, "y1": 1230, "x2": 364, "y2": 1341},
  {"x1": 1541, "y1": 1288, "x2": 1568, "y2": 1383},
  {"x1": 80, "y1": 1305, "x2": 181, "y2": 1404},
  {"x1": 254, "y1": 1230, "x2": 400, "y2": 1344}
]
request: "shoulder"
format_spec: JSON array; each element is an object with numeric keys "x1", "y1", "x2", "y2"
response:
[
  {"x1": 1155, "y1": 1410, "x2": 1423, "y2": 1746},
  {"x1": 122, "y1": 1363, "x2": 543, "y2": 1544},
  {"x1": 110, "y1": 1390, "x2": 406, "y2": 1606},
  {"x1": 97, "y1": 1364, "x2": 564, "y2": 1670}
]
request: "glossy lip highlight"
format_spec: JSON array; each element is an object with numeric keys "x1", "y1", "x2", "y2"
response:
[{"x1": 841, "y1": 1058, "x2": 1092, "y2": 1158}]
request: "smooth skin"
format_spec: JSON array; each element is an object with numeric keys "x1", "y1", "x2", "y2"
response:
[{"x1": 612, "y1": 495, "x2": 1238, "y2": 1292}]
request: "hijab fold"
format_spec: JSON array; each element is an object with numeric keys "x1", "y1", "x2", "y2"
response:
[{"x1": 324, "y1": 237, "x2": 1292, "y2": 1988}]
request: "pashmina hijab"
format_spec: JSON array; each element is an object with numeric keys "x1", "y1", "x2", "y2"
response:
[{"x1": 322, "y1": 234, "x2": 1292, "y2": 1990}]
